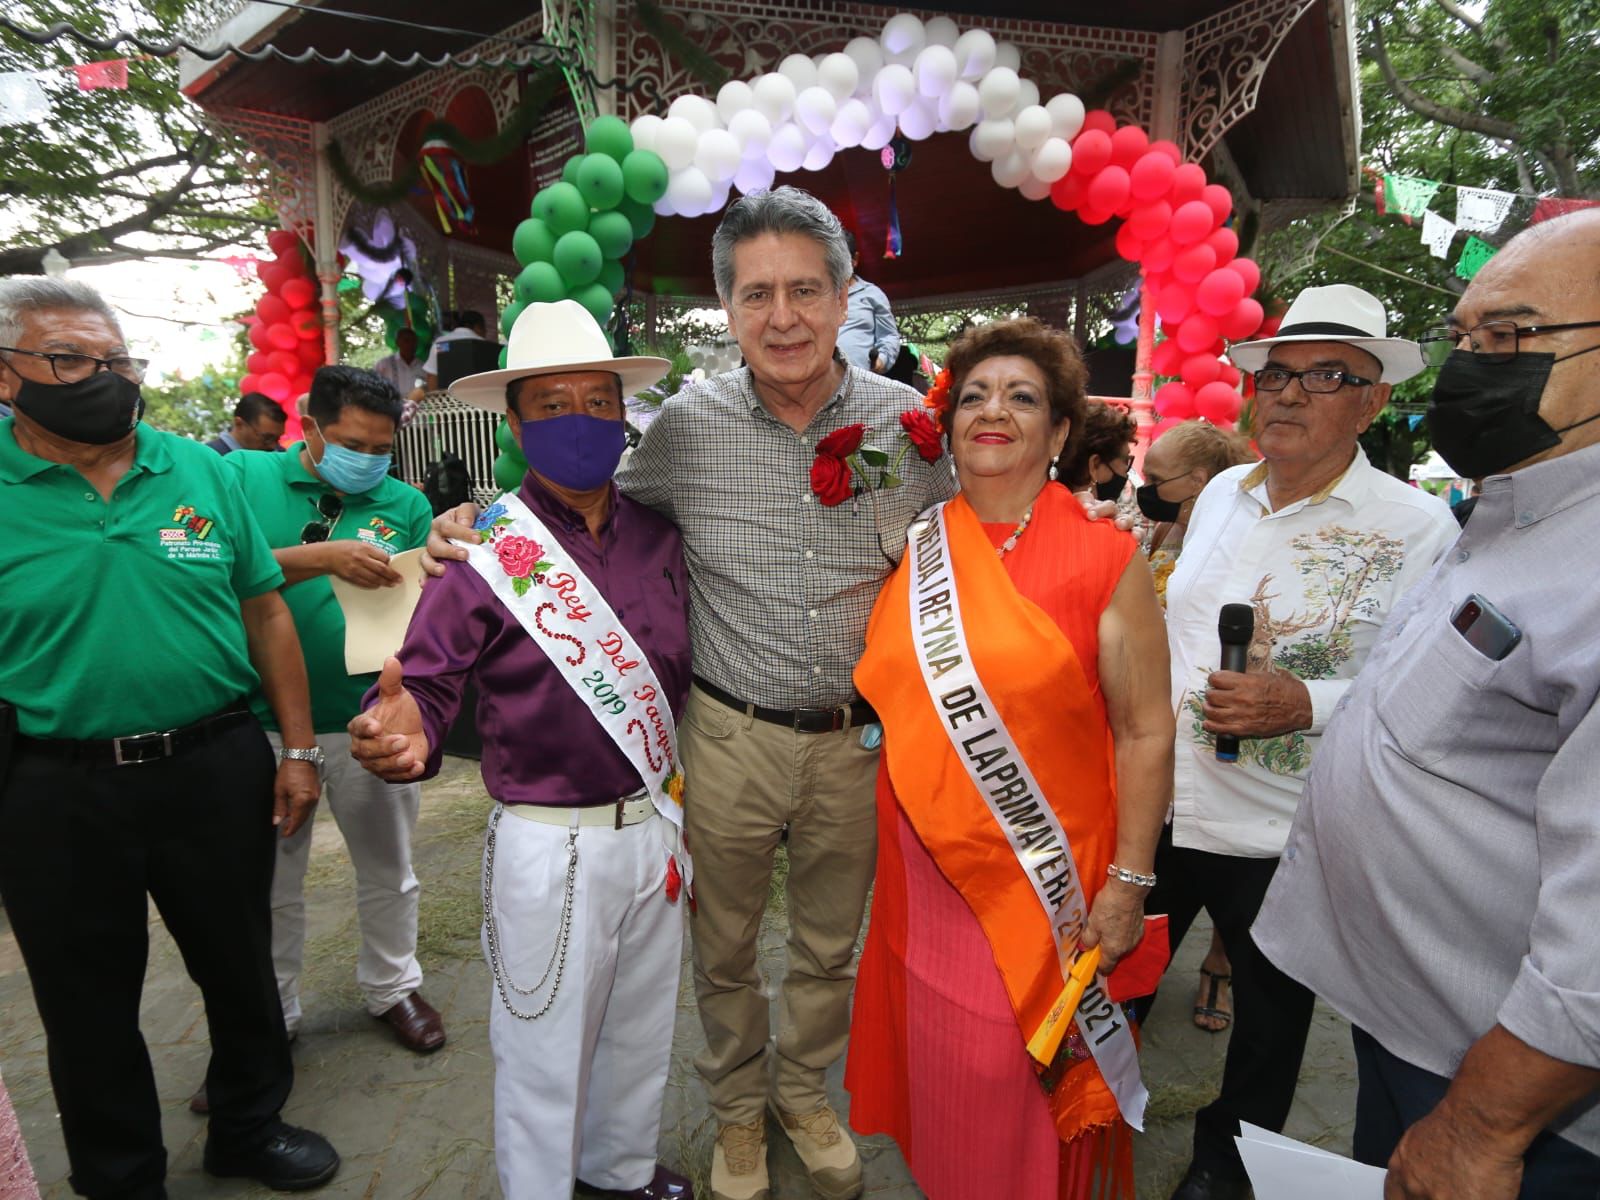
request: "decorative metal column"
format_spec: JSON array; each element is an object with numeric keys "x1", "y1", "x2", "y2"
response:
[{"x1": 311, "y1": 122, "x2": 341, "y2": 364}]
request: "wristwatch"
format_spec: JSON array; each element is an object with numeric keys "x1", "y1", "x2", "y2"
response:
[{"x1": 280, "y1": 745, "x2": 325, "y2": 767}]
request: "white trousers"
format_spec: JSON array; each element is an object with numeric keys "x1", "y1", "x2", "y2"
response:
[
  {"x1": 483, "y1": 806, "x2": 683, "y2": 1200},
  {"x1": 268, "y1": 730, "x2": 423, "y2": 1028}
]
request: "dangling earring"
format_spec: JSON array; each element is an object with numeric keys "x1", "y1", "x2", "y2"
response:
[{"x1": 1048, "y1": 457, "x2": 1059, "y2": 482}]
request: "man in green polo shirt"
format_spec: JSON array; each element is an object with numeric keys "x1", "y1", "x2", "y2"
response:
[
  {"x1": 0, "y1": 276, "x2": 340, "y2": 1194},
  {"x1": 225, "y1": 364, "x2": 443, "y2": 1057}
]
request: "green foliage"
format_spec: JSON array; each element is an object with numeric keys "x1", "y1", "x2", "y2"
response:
[{"x1": 141, "y1": 323, "x2": 249, "y2": 440}]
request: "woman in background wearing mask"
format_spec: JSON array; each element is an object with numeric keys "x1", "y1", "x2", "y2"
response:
[{"x1": 1064, "y1": 401, "x2": 1142, "y2": 534}]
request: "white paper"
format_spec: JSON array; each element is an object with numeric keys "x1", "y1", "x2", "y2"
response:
[
  {"x1": 1236, "y1": 1125, "x2": 1386, "y2": 1199},
  {"x1": 1422, "y1": 209, "x2": 1457, "y2": 258},
  {"x1": 1456, "y1": 186, "x2": 1515, "y2": 234},
  {"x1": 0, "y1": 72, "x2": 51, "y2": 127},
  {"x1": 329, "y1": 547, "x2": 426, "y2": 675}
]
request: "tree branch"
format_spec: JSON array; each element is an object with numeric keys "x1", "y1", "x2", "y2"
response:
[{"x1": 1367, "y1": 18, "x2": 1519, "y2": 141}]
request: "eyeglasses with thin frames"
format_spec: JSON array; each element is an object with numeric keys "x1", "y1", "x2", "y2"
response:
[
  {"x1": 0, "y1": 347, "x2": 150, "y2": 384},
  {"x1": 1418, "y1": 320, "x2": 1600, "y2": 368},
  {"x1": 300, "y1": 494, "x2": 344, "y2": 544},
  {"x1": 1253, "y1": 367, "x2": 1375, "y2": 393}
]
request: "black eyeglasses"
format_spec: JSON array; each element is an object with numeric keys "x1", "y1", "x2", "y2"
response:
[
  {"x1": 299, "y1": 494, "x2": 344, "y2": 544},
  {"x1": 1253, "y1": 367, "x2": 1376, "y2": 394},
  {"x1": 0, "y1": 346, "x2": 150, "y2": 384},
  {"x1": 1418, "y1": 320, "x2": 1600, "y2": 367}
]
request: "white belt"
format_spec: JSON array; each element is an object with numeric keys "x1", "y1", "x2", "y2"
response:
[{"x1": 502, "y1": 793, "x2": 654, "y2": 829}]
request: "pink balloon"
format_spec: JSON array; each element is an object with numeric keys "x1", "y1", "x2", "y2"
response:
[
  {"x1": 1080, "y1": 109, "x2": 1118, "y2": 137},
  {"x1": 1197, "y1": 267, "x2": 1247, "y2": 317},
  {"x1": 1195, "y1": 380, "x2": 1243, "y2": 424},
  {"x1": 1170, "y1": 200, "x2": 1217, "y2": 246},
  {"x1": 1216, "y1": 362, "x2": 1242, "y2": 388},
  {"x1": 246, "y1": 350, "x2": 271, "y2": 374},
  {"x1": 1069, "y1": 129, "x2": 1113, "y2": 177},
  {"x1": 1222, "y1": 297, "x2": 1266, "y2": 341},
  {"x1": 1170, "y1": 163, "x2": 1207, "y2": 204},
  {"x1": 1154, "y1": 380, "x2": 1197, "y2": 420},
  {"x1": 1142, "y1": 236, "x2": 1177, "y2": 274},
  {"x1": 1086, "y1": 165, "x2": 1131, "y2": 213},
  {"x1": 1173, "y1": 242, "x2": 1218, "y2": 284},
  {"x1": 1181, "y1": 353, "x2": 1223, "y2": 388},
  {"x1": 1201, "y1": 183, "x2": 1233, "y2": 225},
  {"x1": 258, "y1": 371, "x2": 292, "y2": 402},
  {"x1": 255, "y1": 294, "x2": 290, "y2": 326},
  {"x1": 1176, "y1": 313, "x2": 1221, "y2": 353},
  {"x1": 1151, "y1": 338, "x2": 1185, "y2": 377},
  {"x1": 239, "y1": 372, "x2": 261, "y2": 396},
  {"x1": 1078, "y1": 203, "x2": 1116, "y2": 226},
  {"x1": 1156, "y1": 286, "x2": 1195, "y2": 325},
  {"x1": 1050, "y1": 174, "x2": 1084, "y2": 211},
  {"x1": 280, "y1": 277, "x2": 316, "y2": 309},
  {"x1": 267, "y1": 322, "x2": 298, "y2": 352},
  {"x1": 1130, "y1": 152, "x2": 1176, "y2": 202},
  {"x1": 1114, "y1": 222, "x2": 1146, "y2": 262},
  {"x1": 1129, "y1": 199, "x2": 1172, "y2": 241},
  {"x1": 268, "y1": 349, "x2": 299, "y2": 376},
  {"x1": 1147, "y1": 139, "x2": 1183, "y2": 166},
  {"x1": 1205, "y1": 227, "x2": 1239, "y2": 266},
  {"x1": 1109, "y1": 124, "x2": 1149, "y2": 170},
  {"x1": 1229, "y1": 257, "x2": 1262, "y2": 296}
]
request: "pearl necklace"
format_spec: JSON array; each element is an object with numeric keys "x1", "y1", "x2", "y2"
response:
[{"x1": 997, "y1": 501, "x2": 1035, "y2": 558}]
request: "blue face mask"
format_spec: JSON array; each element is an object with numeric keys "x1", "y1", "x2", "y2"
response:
[
  {"x1": 308, "y1": 420, "x2": 392, "y2": 494},
  {"x1": 520, "y1": 412, "x2": 626, "y2": 492}
]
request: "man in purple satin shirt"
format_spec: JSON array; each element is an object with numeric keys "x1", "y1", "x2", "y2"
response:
[{"x1": 347, "y1": 301, "x2": 692, "y2": 1200}]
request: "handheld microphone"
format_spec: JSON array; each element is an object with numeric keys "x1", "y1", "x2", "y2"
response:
[{"x1": 1215, "y1": 603, "x2": 1254, "y2": 763}]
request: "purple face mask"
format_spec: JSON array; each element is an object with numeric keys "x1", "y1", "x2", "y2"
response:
[{"x1": 519, "y1": 412, "x2": 626, "y2": 492}]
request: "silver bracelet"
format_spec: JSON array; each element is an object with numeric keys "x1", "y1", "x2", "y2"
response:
[{"x1": 1107, "y1": 863, "x2": 1157, "y2": 888}]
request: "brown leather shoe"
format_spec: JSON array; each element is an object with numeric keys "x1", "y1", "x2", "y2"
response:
[{"x1": 376, "y1": 993, "x2": 445, "y2": 1053}]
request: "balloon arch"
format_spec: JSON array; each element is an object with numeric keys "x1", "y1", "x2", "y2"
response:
[{"x1": 511, "y1": 13, "x2": 1260, "y2": 439}]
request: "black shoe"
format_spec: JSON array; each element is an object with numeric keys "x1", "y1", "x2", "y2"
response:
[
  {"x1": 204, "y1": 1122, "x2": 339, "y2": 1191},
  {"x1": 1170, "y1": 1163, "x2": 1251, "y2": 1200}
]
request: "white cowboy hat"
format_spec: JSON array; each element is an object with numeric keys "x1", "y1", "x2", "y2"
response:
[
  {"x1": 448, "y1": 299, "x2": 671, "y2": 413},
  {"x1": 1228, "y1": 284, "x2": 1425, "y2": 384}
]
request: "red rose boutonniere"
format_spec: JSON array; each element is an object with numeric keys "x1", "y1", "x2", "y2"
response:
[
  {"x1": 899, "y1": 409, "x2": 944, "y2": 462},
  {"x1": 808, "y1": 404, "x2": 949, "y2": 508}
]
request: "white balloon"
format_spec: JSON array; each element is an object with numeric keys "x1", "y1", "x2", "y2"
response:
[
  {"x1": 843, "y1": 36, "x2": 884, "y2": 84},
  {"x1": 794, "y1": 86, "x2": 838, "y2": 136},
  {"x1": 953, "y1": 29, "x2": 996, "y2": 80},
  {"x1": 873, "y1": 63, "x2": 917, "y2": 116},
  {"x1": 862, "y1": 112, "x2": 897, "y2": 151},
  {"x1": 830, "y1": 97, "x2": 873, "y2": 147},
  {"x1": 1018, "y1": 175, "x2": 1052, "y2": 201},
  {"x1": 668, "y1": 94, "x2": 718, "y2": 133},
  {"x1": 767, "y1": 123, "x2": 807, "y2": 173},
  {"x1": 1030, "y1": 137, "x2": 1072, "y2": 182},
  {"x1": 751, "y1": 73, "x2": 797, "y2": 124},
  {"x1": 971, "y1": 118, "x2": 1015, "y2": 161},
  {"x1": 1013, "y1": 104, "x2": 1052, "y2": 150},
  {"x1": 924, "y1": 15, "x2": 960, "y2": 48},
  {"x1": 880, "y1": 12, "x2": 927, "y2": 56},
  {"x1": 802, "y1": 133, "x2": 836, "y2": 172},
  {"x1": 728, "y1": 107, "x2": 773, "y2": 159},
  {"x1": 733, "y1": 156, "x2": 776, "y2": 195},
  {"x1": 995, "y1": 41, "x2": 1022, "y2": 73},
  {"x1": 991, "y1": 147, "x2": 1030, "y2": 189},
  {"x1": 666, "y1": 166, "x2": 713, "y2": 216},
  {"x1": 715, "y1": 79, "x2": 755, "y2": 125},
  {"x1": 629, "y1": 114, "x2": 663, "y2": 155},
  {"x1": 817, "y1": 52, "x2": 860, "y2": 101},
  {"x1": 939, "y1": 81, "x2": 981, "y2": 131},
  {"x1": 654, "y1": 116, "x2": 700, "y2": 170},
  {"x1": 694, "y1": 128, "x2": 742, "y2": 183},
  {"x1": 1017, "y1": 79, "x2": 1040, "y2": 112},
  {"x1": 779, "y1": 53, "x2": 819, "y2": 93},
  {"x1": 898, "y1": 96, "x2": 938, "y2": 140},
  {"x1": 707, "y1": 180, "x2": 732, "y2": 216},
  {"x1": 1045, "y1": 93, "x2": 1086, "y2": 141},
  {"x1": 653, "y1": 192, "x2": 678, "y2": 217},
  {"x1": 977, "y1": 67, "x2": 1021, "y2": 119},
  {"x1": 913, "y1": 44, "x2": 959, "y2": 98}
]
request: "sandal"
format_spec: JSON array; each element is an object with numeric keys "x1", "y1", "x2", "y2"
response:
[{"x1": 1193, "y1": 966, "x2": 1232, "y2": 1032}]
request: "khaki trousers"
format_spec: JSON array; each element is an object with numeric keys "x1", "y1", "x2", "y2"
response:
[{"x1": 680, "y1": 684, "x2": 879, "y2": 1125}]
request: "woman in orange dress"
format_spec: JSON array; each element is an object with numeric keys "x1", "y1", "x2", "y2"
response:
[{"x1": 845, "y1": 318, "x2": 1174, "y2": 1200}]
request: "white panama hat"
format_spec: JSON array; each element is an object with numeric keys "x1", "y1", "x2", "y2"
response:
[
  {"x1": 447, "y1": 299, "x2": 671, "y2": 413},
  {"x1": 1228, "y1": 284, "x2": 1426, "y2": 384}
]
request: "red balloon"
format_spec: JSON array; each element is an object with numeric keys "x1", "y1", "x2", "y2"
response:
[
  {"x1": 1114, "y1": 222, "x2": 1146, "y2": 262},
  {"x1": 1196, "y1": 380, "x2": 1243, "y2": 424},
  {"x1": 1156, "y1": 286, "x2": 1194, "y2": 326},
  {"x1": 1050, "y1": 173, "x2": 1084, "y2": 211},
  {"x1": 1109, "y1": 124, "x2": 1149, "y2": 170},
  {"x1": 1216, "y1": 362, "x2": 1242, "y2": 388},
  {"x1": 1259, "y1": 314, "x2": 1283, "y2": 338},
  {"x1": 291, "y1": 308, "x2": 321, "y2": 340},
  {"x1": 1201, "y1": 183, "x2": 1234, "y2": 225},
  {"x1": 1149, "y1": 415, "x2": 1187, "y2": 441},
  {"x1": 1173, "y1": 243, "x2": 1218, "y2": 284},
  {"x1": 1154, "y1": 380, "x2": 1196, "y2": 420},
  {"x1": 1142, "y1": 236, "x2": 1177, "y2": 274},
  {"x1": 1197, "y1": 267, "x2": 1248, "y2": 317},
  {"x1": 255, "y1": 294, "x2": 290, "y2": 326},
  {"x1": 267, "y1": 322, "x2": 298, "y2": 351},
  {"x1": 1080, "y1": 109, "x2": 1117, "y2": 137},
  {"x1": 257, "y1": 262, "x2": 290, "y2": 293},
  {"x1": 1151, "y1": 338, "x2": 1185, "y2": 377},
  {"x1": 1205, "y1": 227, "x2": 1239, "y2": 267},
  {"x1": 1171, "y1": 199, "x2": 1217, "y2": 245},
  {"x1": 266, "y1": 229, "x2": 299, "y2": 256},
  {"x1": 1069, "y1": 129, "x2": 1113, "y2": 177},
  {"x1": 1181, "y1": 353, "x2": 1223, "y2": 388},
  {"x1": 1170, "y1": 163, "x2": 1207, "y2": 204},
  {"x1": 269, "y1": 349, "x2": 299, "y2": 376},
  {"x1": 280, "y1": 277, "x2": 316, "y2": 309},
  {"x1": 1229, "y1": 257, "x2": 1262, "y2": 296},
  {"x1": 246, "y1": 351, "x2": 271, "y2": 374},
  {"x1": 1147, "y1": 139, "x2": 1183, "y2": 166},
  {"x1": 1177, "y1": 313, "x2": 1221, "y2": 353},
  {"x1": 1078, "y1": 203, "x2": 1116, "y2": 226},
  {"x1": 296, "y1": 339, "x2": 324, "y2": 368},
  {"x1": 1130, "y1": 152, "x2": 1176, "y2": 202},
  {"x1": 258, "y1": 372, "x2": 292, "y2": 402},
  {"x1": 239, "y1": 373, "x2": 261, "y2": 396},
  {"x1": 248, "y1": 322, "x2": 272, "y2": 352},
  {"x1": 1222, "y1": 297, "x2": 1266, "y2": 341},
  {"x1": 1129, "y1": 199, "x2": 1172, "y2": 241},
  {"x1": 1086, "y1": 165, "x2": 1131, "y2": 213}
]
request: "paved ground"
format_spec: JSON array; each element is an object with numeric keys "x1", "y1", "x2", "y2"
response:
[{"x1": 0, "y1": 757, "x2": 1356, "y2": 1198}]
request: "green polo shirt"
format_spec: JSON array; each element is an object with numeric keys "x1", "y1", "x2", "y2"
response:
[
  {"x1": 226, "y1": 444, "x2": 431, "y2": 734},
  {"x1": 0, "y1": 420, "x2": 284, "y2": 739}
]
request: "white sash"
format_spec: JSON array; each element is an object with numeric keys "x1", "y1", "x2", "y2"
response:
[
  {"x1": 463, "y1": 493, "x2": 689, "y2": 886},
  {"x1": 905, "y1": 502, "x2": 1146, "y2": 1130}
]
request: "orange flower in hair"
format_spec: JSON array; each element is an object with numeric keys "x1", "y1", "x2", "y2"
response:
[{"x1": 922, "y1": 367, "x2": 952, "y2": 431}]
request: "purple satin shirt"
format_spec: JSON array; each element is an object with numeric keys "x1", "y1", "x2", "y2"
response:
[{"x1": 370, "y1": 476, "x2": 691, "y2": 806}]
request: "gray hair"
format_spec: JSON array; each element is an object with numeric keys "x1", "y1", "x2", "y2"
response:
[
  {"x1": 711, "y1": 186, "x2": 852, "y2": 301},
  {"x1": 0, "y1": 277, "x2": 122, "y2": 348}
]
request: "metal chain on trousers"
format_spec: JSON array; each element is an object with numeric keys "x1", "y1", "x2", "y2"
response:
[{"x1": 481, "y1": 805, "x2": 577, "y2": 1020}]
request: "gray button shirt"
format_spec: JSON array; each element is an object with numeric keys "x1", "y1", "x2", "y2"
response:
[{"x1": 1254, "y1": 440, "x2": 1600, "y2": 1153}]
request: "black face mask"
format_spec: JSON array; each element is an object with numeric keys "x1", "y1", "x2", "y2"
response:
[
  {"x1": 1094, "y1": 470, "x2": 1128, "y2": 503},
  {"x1": 12, "y1": 372, "x2": 143, "y2": 446},
  {"x1": 1136, "y1": 482, "x2": 1187, "y2": 524},
  {"x1": 1427, "y1": 346, "x2": 1600, "y2": 478}
]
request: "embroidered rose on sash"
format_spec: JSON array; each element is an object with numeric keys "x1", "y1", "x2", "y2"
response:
[{"x1": 496, "y1": 534, "x2": 544, "y2": 581}]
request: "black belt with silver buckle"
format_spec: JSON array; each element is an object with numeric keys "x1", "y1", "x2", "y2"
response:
[
  {"x1": 693, "y1": 677, "x2": 877, "y2": 735},
  {"x1": 16, "y1": 703, "x2": 254, "y2": 769}
]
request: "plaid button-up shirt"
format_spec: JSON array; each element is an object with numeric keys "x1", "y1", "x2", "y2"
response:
[{"x1": 617, "y1": 362, "x2": 956, "y2": 709}]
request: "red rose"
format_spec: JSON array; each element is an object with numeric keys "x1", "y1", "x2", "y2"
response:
[
  {"x1": 899, "y1": 409, "x2": 944, "y2": 462},
  {"x1": 816, "y1": 423, "x2": 866, "y2": 458},
  {"x1": 496, "y1": 534, "x2": 542, "y2": 578},
  {"x1": 810, "y1": 453, "x2": 854, "y2": 507}
]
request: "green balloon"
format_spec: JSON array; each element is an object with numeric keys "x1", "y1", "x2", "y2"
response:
[
  {"x1": 588, "y1": 210, "x2": 635, "y2": 260},
  {"x1": 498, "y1": 345, "x2": 508, "y2": 369},
  {"x1": 618, "y1": 196, "x2": 657, "y2": 240},
  {"x1": 514, "y1": 260, "x2": 567, "y2": 305},
  {"x1": 621, "y1": 150, "x2": 669, "y2": 205},
  {"x1": 598, "y1": 259, "x2": 625, "y2": 297},
  {"x1": 569, "y1": 281, "x2": 615, "y2": 325},
  {"x1": 576, "y1": 154, "x2": 625, "y2": 211},
  {"x1": 512, "y1": 218, "x2": 557, "y2": 266},
  {"x1": 553, "y1": 230, "x2": 603, "y2": 286},
  {"x1": 585, "y1": 114, "x2": 634, "y2": 162},
  {"x1": 499, "y1": 299, "x2": 528, "y2": 338},
  {"x1": 537, "y1": 182, "x2": 590, "y2": 236},
  {"x1": 492, "y1": 452, "x2": 527, "y2": 492},
  {"x1": 494, "y1": 418, "x2": 520, "y2": 457},
  {"x1": 561, "y1": 154, "x2": 585, "y2": 186}
]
